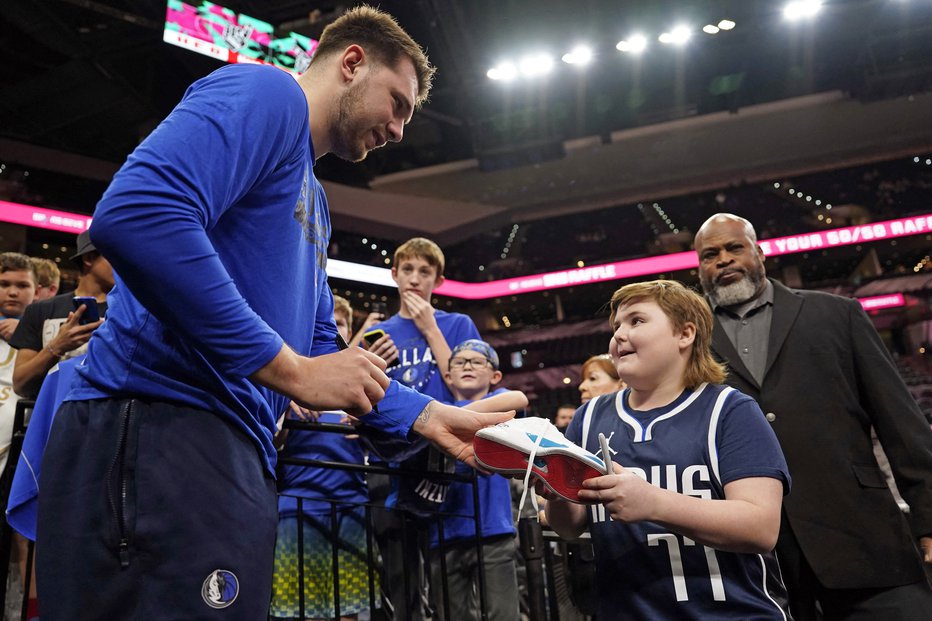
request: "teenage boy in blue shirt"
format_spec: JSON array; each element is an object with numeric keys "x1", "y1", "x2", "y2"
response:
[
  {"x1": 368, "y1": 237, "x2": 481, "y2": 619},
  {"x1": 376, "y1": 237, "x2": 479, "y2": 402}
]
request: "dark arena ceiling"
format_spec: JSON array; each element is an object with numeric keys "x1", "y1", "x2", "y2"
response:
[{"x1": 3, "y1": 0, "x2": 932, "y2": 329}]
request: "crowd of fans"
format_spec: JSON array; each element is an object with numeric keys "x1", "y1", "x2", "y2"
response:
[{"x1": 2, "y1": 216, "x2": 930, "y2": 620}]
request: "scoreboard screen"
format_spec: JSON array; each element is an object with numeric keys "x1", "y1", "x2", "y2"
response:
[{"x1": 163, "y1": 0, "x2": 318, "y2": 74}]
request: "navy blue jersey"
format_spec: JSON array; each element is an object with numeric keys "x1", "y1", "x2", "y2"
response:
[{"x1": 565, "y1": 383, "x2": 791, "y2": 620}]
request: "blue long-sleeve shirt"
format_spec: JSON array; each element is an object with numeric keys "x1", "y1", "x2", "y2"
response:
[{"x1": 68, "y1": 64, "x2": 430, "y2": 474}]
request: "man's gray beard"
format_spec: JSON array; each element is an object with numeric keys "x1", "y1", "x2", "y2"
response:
[{"x1": 704, "y1": 268, "x2": 765, "y2": 308}]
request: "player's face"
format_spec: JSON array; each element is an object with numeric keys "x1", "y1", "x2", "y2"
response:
[
  {"x1": 0, "y1": 269, "x2": 36, "y2": 319},
  {"x1": 695, "y1": 219, "x2": 766, "y2": 307},
  {"x1": 331, "y1": 56, "x2": 417, "y2": 163},
  {"x1": 610, "y1": 300, "x2": 690, "y2": 389},
  {"x1": 391, "y1": 256, "x2": 441, "y2": 301},
  {"x1": 578, "y1": 366, "x2": 622, "y2": 403}
]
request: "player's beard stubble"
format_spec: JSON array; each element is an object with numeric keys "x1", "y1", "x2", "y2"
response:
[{"x1": 330, "y1": 75, "x2": 371, "y2": 163}]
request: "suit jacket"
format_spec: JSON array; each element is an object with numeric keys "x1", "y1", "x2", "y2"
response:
[{"x1": 711, "y1": 279, "x2": 932, "y2": 589}]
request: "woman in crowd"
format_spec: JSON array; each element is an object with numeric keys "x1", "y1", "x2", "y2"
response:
[{"x1": 579, "y1": 353, "x2": 625, "y2": 403}]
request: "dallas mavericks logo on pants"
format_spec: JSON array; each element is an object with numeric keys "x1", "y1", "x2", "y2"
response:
[{"x1": 202, "y1": 569, "x2": 239, "y2": 609}]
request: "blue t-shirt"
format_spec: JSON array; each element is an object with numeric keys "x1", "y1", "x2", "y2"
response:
[
  {"x1": 565, "y1": 383, "x2": 791, "y2": 621},
  {"x1": 376, "y1": 310, "x2": 479, "y2": 514},
  {"x1": 377, "y1": 311, "x2": 480, "y2": 403},
  {"x1": 430, "y1": 389, "x2": 516, "y2": 547},
  {"x1": 277, "y1": 412, "x2": 367, "y2": 516},
  {"x1": 68, "y1": 64, "x2": 430, "y2": 475}
]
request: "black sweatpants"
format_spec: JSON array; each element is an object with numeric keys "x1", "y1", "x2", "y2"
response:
[{"x1": 36, "y1": 398, "x2": 278, "y2": 620}]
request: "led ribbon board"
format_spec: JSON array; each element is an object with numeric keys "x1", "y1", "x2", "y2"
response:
[
  {"x1": 432, "y1": 213, "x2": 932, "y2": 299},
  {"x1": 859, "y1": 294, "x2": 905, "y2": 311},
  {"x1": 0, "y1": 200, "x2": 93, "y2": 233},
  {"x1": 3, "y1": 200, "x2": 929, "y2": 300},
  {"x1": 163, "y1": 0, "x2": 317, "y2": 74}
]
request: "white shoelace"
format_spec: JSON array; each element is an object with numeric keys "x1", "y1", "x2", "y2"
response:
[{"x1": 517, "y1": 418, "x2": 550, "y2": 517}]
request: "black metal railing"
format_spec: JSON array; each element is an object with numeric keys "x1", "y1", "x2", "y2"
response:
[{"x1": 0, "y1": 408, "x2": 594, "y2": 620}]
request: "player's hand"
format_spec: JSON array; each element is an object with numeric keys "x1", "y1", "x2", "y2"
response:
[
  {"x1": 263, "y1": 347, "x2": 389, "y2": 418},
  {"x1": 920, "y1": 536, "x2": 932, "y2": 564},
  {"x1": 578, "y1": 462, "x2": 660, "y2": 522},
  {"x1": 0, "y1": 318, "x2": 19, "y2": 342},
  {"x1": 49, "y1": 307, "x2": 104, "y2": 354},
  {"x1": 411, "y1": 401, "x2": 514, "y2": 469},
  {"x1": 401, "y1": 291, "x2": 438, "y2": 334},
  {"x1": 367, "y1": 333, "x2": 399, "y2": 366},
  {"x1": 303, "y1": 348, "x2": 388, "y2": 417}
]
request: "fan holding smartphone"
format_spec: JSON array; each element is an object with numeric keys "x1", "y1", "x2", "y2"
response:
[
  {"x1": 72, "y1": 296, "x2": 101, "y2": 325},
  {"x1": 9, "y1": 231, "x2": 113, "y2": 399},
  {"x1": 346, "y1": 301, "x2": 399, "y2": 364}
]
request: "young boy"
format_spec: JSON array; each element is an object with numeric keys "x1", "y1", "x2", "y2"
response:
[
  {"x1": 544, "y1": 280, "x2": 792, "y2": 620},
  {"x1": 430, "y1": 339, "x2": 527, "y2": 621},
  {"x1": 1, "y1": 252, "x2": 37, "y2": 472}
]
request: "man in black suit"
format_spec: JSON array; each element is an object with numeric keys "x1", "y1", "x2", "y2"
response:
[{"x1": 694, "y1": 213, "x2": 932, "y2": 620}]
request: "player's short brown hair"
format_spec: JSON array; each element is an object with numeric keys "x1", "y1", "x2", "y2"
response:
[
  {"x1": 314, "y1": 5, "x2": 435, "y2": 107},
  {"x1": 609, "y1": 280, "x2": 726, "y2": 389}
]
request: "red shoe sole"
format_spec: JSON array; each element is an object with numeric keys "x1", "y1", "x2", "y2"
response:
[{"x1": 474, "y1": 436, "x2": 604, "y2": 503}]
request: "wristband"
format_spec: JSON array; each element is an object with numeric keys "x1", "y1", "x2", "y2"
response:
[{"x1": 46, "y1": 344, "x2": 64, "y2": 359}]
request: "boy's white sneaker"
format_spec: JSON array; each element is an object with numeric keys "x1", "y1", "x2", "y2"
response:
[{"x1": 473, "y1": 417, "x2": 606, "y2": 503}]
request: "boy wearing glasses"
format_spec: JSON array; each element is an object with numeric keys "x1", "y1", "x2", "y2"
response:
[{"x1": 431, "y1": 339, "x2": 526, "y2": 621}]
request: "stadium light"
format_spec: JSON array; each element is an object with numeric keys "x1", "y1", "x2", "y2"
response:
[
  {"x1": 487, "y1": 61, "x2": 517, "y2": 81},
  {"x1": 659, "y1": 25, "x2": 691, "y2": 46},
  {"x1": 703, "y1": 24, "x2": 720, "y2": 35},
  {"x1": 616, "y1": 33, "x2": 648, "y2": 54},
  {"x1": 784, "y1": 1, "x2": 822, "y2": 20},
  {"x1": 718, "y1": 19, "x2": 736, "y2": 30},
  {"x1": 562, "y1": 45, "x2": 593, "y2": 66},
  {"x1": 518, "y1": 53, "x2": 554, "y2": 77}
]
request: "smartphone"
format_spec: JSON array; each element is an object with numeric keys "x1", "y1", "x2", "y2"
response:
[
  {"x1": 73, "y1": 296, "x2": 100, "y2": 325},
  {"x1": 363, "y1": 329, "x2": 386, "y2": 346}
]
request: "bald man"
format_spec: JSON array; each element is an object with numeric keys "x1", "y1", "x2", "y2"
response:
[{"x1": 694, "y1": 213, "x2": 932, "y2": 620}]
